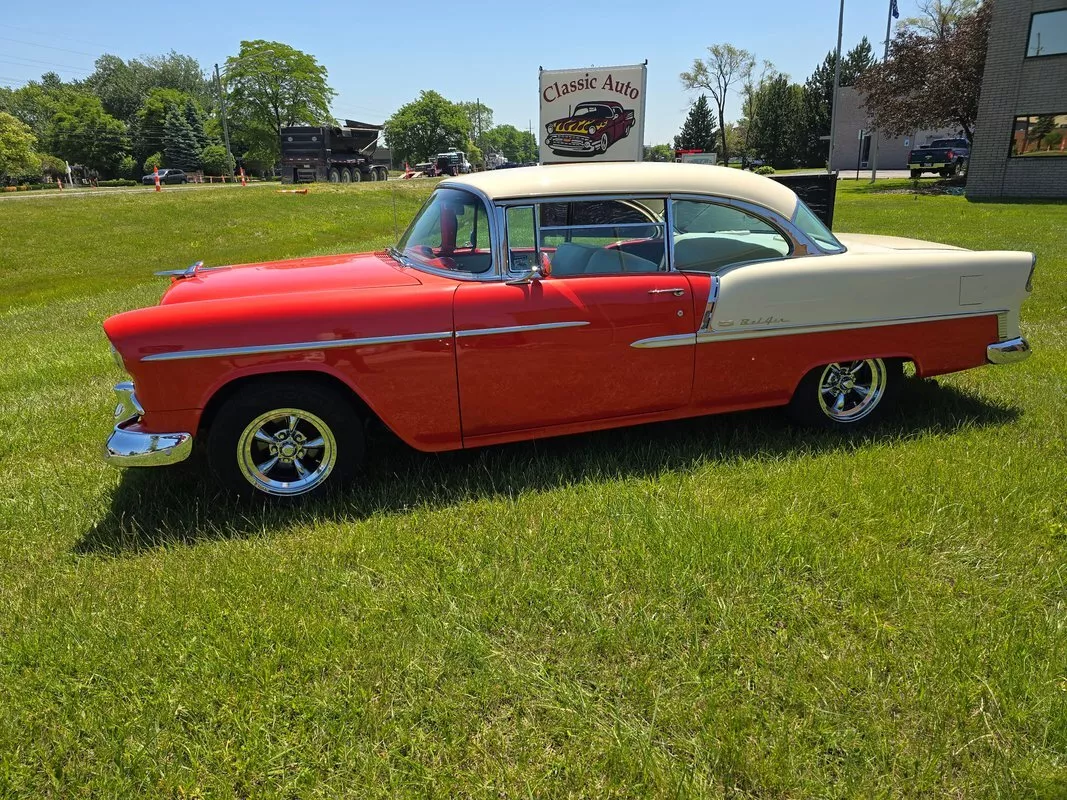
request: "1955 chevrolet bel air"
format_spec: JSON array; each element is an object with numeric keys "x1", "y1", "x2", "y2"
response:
[{"x1": 103, "y1": 163, "x2": 1034, "y2": 499}]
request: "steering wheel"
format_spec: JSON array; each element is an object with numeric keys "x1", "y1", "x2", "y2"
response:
[{"x1": 410, "y1": 244, "x2": 436, "y2": 259}]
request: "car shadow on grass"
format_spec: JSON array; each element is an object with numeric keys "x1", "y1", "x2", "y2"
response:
[{"x1": 76, "y1": 377, "x2": 1020, "y2": 556}]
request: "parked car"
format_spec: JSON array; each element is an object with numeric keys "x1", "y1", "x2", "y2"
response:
[
  {"x1": 141, "y1": 169, "x2": 187, "y2": 185},
  {"x1": 545, "y1": 100, "x2": 635, "y2": 156},
  {"x1": 103, "y1": 163, "x2": 1035, "y2": 500},
  {"x1": 907, "y1": 138, "x2": 970, "y2": 178}
]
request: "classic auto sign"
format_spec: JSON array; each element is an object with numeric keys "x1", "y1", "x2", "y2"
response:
[{"x1": 539, "y1": 63, "x2": 647, "y2": 164}]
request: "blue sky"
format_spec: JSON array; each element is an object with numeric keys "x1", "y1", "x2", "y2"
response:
[{"x1": 1, "y1": 0, "x2": 912, "y2": 146}]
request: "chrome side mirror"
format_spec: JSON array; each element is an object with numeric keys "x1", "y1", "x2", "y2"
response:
[{"x1": 506, "y1": 263, "x2": 546, "y2": 285}]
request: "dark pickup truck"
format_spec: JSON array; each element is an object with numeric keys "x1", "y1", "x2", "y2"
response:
[{"x1": 908, "y1": 138, "x2": 970, "y2": 178}]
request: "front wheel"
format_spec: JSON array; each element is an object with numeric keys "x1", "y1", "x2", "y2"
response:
[
  {"x1": 910, "y1": 169, "x2": 922, "y2": 179},
  {"x1": 208, "y1": 380, "x2": 364, "y2": 499},
  {"x1": 787, "y1": 358, "x2": 902, "y2": 430}
]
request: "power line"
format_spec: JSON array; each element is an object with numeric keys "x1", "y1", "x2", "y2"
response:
[
  {"x1": 0, "y1": 23, "x2": 118, "y2": 50},
  {"x1": 0, "y1": 35, "x2": 99, "y2": 58},
  {"x1": 0, "y1": 56, "x2": 94, "y2": 74}
]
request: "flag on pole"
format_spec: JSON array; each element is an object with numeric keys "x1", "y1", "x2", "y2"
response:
[{"x1": 890, "y1": 0, "x2": 899, "y2": 18}]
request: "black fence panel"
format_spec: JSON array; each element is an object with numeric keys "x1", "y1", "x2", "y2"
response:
[{"x1": 770, "y1": 172, "x2": 838, "y2": 229}]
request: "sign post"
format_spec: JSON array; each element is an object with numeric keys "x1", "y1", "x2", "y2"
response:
[{"x1": 539, "y1": 63, "x2": 647, "y2": 164}]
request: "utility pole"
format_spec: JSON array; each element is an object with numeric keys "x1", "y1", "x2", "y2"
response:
[
  {"x1": 870, "y1": 1, "x2": 894, "y2": 181},
  {"x1": 826, "y1": 0, "x2": 845, "y2": 174},
  {"x1": 214, "y1": 63, "x2": 236, "y2": 182}
]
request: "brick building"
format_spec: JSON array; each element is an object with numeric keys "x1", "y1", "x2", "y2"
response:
[
  {"x1": 967, "y1": 1, "x2": 1067, "y2": 198},
  {"x1": 830, "y1": 87, "x2": 958, "y2": 172}
]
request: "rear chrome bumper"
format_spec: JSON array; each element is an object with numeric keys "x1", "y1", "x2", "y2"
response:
[
  {"x1": 987, "y1": 336, "x2": 1031, "y2": 365},
  {"x1": 103, "y1": 382, "x2": 193, "y2": 467}
]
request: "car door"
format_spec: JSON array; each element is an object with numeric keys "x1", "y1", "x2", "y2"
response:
[{"x1": 453, "y1": 198, "x2": 695, "y2": 440}]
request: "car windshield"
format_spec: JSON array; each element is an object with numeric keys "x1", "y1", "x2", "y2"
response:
[
  {"x1": 394, "y1": 187, "x2": 494, "y2": 275},
  {"x1": 574, "y1": 105, "x2": 608, "y2": 117}
]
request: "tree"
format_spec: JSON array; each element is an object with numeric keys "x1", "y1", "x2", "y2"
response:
[
  {"x1": 384, "y1": 91, "x2": 471, "y2": 165},
  {"x1": 680, "y1": 43, "x2": 754, "y2": 165},
  {"x1": 800, "y1": 37, "x2": 879, "y2": 166},
  {"x1": 901, "y1": 0, "x2": 980, "y2": 39},
  {"x1": 1027, "y1": 115, "x2": 1056, "y2": 150},
  {"x1": 740, "y1": 60, "x2": 778, "y2": 157},
  {"x1": 47, "y1": 94, "x2": 128, "y2": 174},
  {"x1": 163, "y1": 107, "x2": 200, "y2": 170},
  {"x1": 132, "y1": 88, "x2": 196, "y2": 166},
  {"x1": 644, "y1": 144, "x2": 674, "y2": 162},
  {"x1": 225, "y1": 40, "x2": 335, "y2": 166},
  {"x1": 200, "y1": 144, "x2": 234, "y2": 175},
  {"x1": 458, "y1": 100, "x2": 493, "y2": 150},
  {"x1": 856, "y1": 3, "x2": 991, "y2": 141},
  {"x1": 676, "y1": 94, "x2": 718, "y2": 152},
  {"x1": 0, "y1": 112, "x2": 40, "y2": 178},
  {"x1": 749, "y1": 76, "x2": 807, "y2": 167},
  {"x1": 86, "y1": 52, "x2": 209, "y2": 123},
  {"x1": 183, "y1": 99, "x2": 210, "y2": 153},
  {"x1": 144, "y1": 152, "x2": 163, "y2": 172}
]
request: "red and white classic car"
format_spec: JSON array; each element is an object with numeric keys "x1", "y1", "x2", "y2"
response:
[
  {"x1": 103, "y1": 163, "x2": 1034, "y2": 499},
  {"x1": 545, "y1": 101, "x2": 635, "y2": 156}
]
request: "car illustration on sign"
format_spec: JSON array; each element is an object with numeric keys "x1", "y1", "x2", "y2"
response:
[
  {"x1": 102, "y1": 163, "x2": 1035, "y2": 501},
  {"x1": 545, "y1": 101, "x2": 636, "y2": 156}
]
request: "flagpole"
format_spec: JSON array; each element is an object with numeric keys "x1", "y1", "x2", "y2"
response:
[
  {"x1": 827, "y1": 0, "x2": 845, "y2": 173},
  {"x1": 870, "y1": 0, "x2": 896, "y2": 181}
]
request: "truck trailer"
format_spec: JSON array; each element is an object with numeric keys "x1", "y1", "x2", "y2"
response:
[{"x1": 280, "y1": 120, "x2": 390, "y2": 184}]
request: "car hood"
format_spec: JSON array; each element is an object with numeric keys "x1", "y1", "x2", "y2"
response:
[
  {"x1": 159, "y1": 251, "x2": 421, "y2": 305},
  {"x1": 550, "y1": 116, "x2": 609, "y2": 133},
  {"x1": 835, "y1": 233, "x2": 968, "y2": 253}
]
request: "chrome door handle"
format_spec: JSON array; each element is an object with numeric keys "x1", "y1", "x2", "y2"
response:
[{"x1": 648, "y1": 288, "x2": 686, "y2": 296}]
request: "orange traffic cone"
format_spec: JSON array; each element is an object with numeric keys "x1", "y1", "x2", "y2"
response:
[
  {"x1": 153, "y1": 166, "x2": 161, "y2": 192},
  {"x1": 239, "y1": 167, "x2": 247, "y2": 187}
]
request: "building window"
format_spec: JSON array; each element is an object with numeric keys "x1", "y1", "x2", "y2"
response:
[
  {"x1": 1010, "y1": 114, "x2": 1067, "y2": 157},
  {"x1": 1027, "y1": 10, "x2": 1067, "y2": 57}
]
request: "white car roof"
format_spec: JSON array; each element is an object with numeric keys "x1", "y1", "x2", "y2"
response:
[{"x1": 441, "y1": 162, "x2": 800, "y2": 220}]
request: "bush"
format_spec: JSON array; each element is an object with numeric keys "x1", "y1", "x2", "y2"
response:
[
  {"x1": 98, "y1": 179, "x2": 138, "y2": 187},
  {"x1": 38, "y1": 154, "x2": 67, "y2": 178},
  {"x1": 143, "y1": 152, "x2": 163, "y2": 173},
  {"x1": 199, "y1": 144, "x2": 234, "y2": 176},
  {"x1": 117, "y1": 155, "x2": 138, "y2": 181},
  {"x1": 755, "y1": 165, "x2": 776, "y2": 175}
]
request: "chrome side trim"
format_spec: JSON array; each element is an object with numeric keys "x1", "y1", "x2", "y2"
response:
[
  {"x1": 987, "y1": 336, "x2": 1030, "y2": 365},
  {"x1": 696, "y1": 309, "x2": 1007, "y2": 344},
  {"x1": 630, "y1": 333, "x2": 697, "y2": 349},
  {"x1": 699, "y1": 275, "x2": 721, "y2": 332},
  {"x1": 141, "y1": 331, "x2": 453, "y2": 362},
  {"x1": 456, "y1": 321, "x2": 589, "y2": 338},
  {"x1": 104, "y1": 425, "x2": 193, "y2": 467}
]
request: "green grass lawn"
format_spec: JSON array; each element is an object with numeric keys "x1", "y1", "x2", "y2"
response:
[{"x1": 0, "y1": 181, "x2": 1065, "y2": 798}]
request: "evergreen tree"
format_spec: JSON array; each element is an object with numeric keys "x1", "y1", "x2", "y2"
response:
[
  {"x1": 676, "y1": 94, "x2": 718, "y2": 153},
  {"x1": 163, "y1": 106, "x2": 200, "y2": 169},
  {"x1": 799, "y1": 38, "x2": 876, "y2": 166},
  {"x1": 183, "y1": 99, "x2": 210, "y2": 152},
  {"x1": 750, "y1": 76, "x2": 807, "y2": 168}
]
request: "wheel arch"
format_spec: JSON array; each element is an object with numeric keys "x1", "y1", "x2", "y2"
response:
[
  {"x1": 788, "y1": 352, "x2": 915, "y2": 398},
  {"x1": 197, "y1": 368, "x2": 383, "y2": 439}
]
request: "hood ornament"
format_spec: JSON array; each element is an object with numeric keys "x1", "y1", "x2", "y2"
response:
[{"x1": 154, "y1": 260, "x2": 204, "y2": 279}]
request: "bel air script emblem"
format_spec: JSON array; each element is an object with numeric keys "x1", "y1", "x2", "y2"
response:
[{"x1": 717, "y1": 316, "x2": 789, "y2": 327}]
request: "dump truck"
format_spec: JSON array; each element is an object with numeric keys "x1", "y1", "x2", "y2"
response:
[{"x1": 280, "y1": 120, "x2": 389, "y2": 184}]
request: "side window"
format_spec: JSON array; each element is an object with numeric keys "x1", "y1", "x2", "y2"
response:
[
  {"x1": 670, "y1": 199, "x2": 791, "y2": 273},
  {"x1": 539, "y1": 198, "x2": 666, "y2": 277},
  {"x1": 506, "y1": 206, "x2": 538, "y2": 272}
]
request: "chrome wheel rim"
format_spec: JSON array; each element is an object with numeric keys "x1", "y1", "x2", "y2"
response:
[
  {"x1": 237, "y1": 408, "x2": 337, "y2": 496},
  {"x1": 817, "y1": 359, "x2": 887, "y2": 423}
]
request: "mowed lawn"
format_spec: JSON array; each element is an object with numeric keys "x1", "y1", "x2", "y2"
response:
[{"x1": 0, "y1": 180, "x2": 1065, "y2": 798}]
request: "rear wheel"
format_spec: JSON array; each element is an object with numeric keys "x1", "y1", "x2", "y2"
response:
[
  {"x1": 366, "y1": 168, "x2": 378, "y2": 182},
  {"x1": 341, "y1": 168, "x2": 352, "y2": 183},
  {"x1": 351, "y1": 168, "x2": 362, "y2": 183},
  {"x1": 787, "y1": 358, "x2": 902, "y2": 430},
  {"x1": 328, "y1": 168, "x2": 340, "y2": 182},
  {"x1": 208, "y1": 379, "x2": 364, "y2": 500},
  {"x1": 910, "y1": 169, "x2": 922, "y2": 179}
]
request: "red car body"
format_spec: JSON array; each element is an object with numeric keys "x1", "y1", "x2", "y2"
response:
[{"x1": 103, "y1": 163, "x2": 1033, "y2": 499}]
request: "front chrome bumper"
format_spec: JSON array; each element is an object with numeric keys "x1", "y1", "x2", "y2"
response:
[
  {"x1": 103, "y1": 382, "x2": 193, "y2": 467},
  {"x1": 987, "y1": 336, "x2": 1031, "y2": 365}
]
